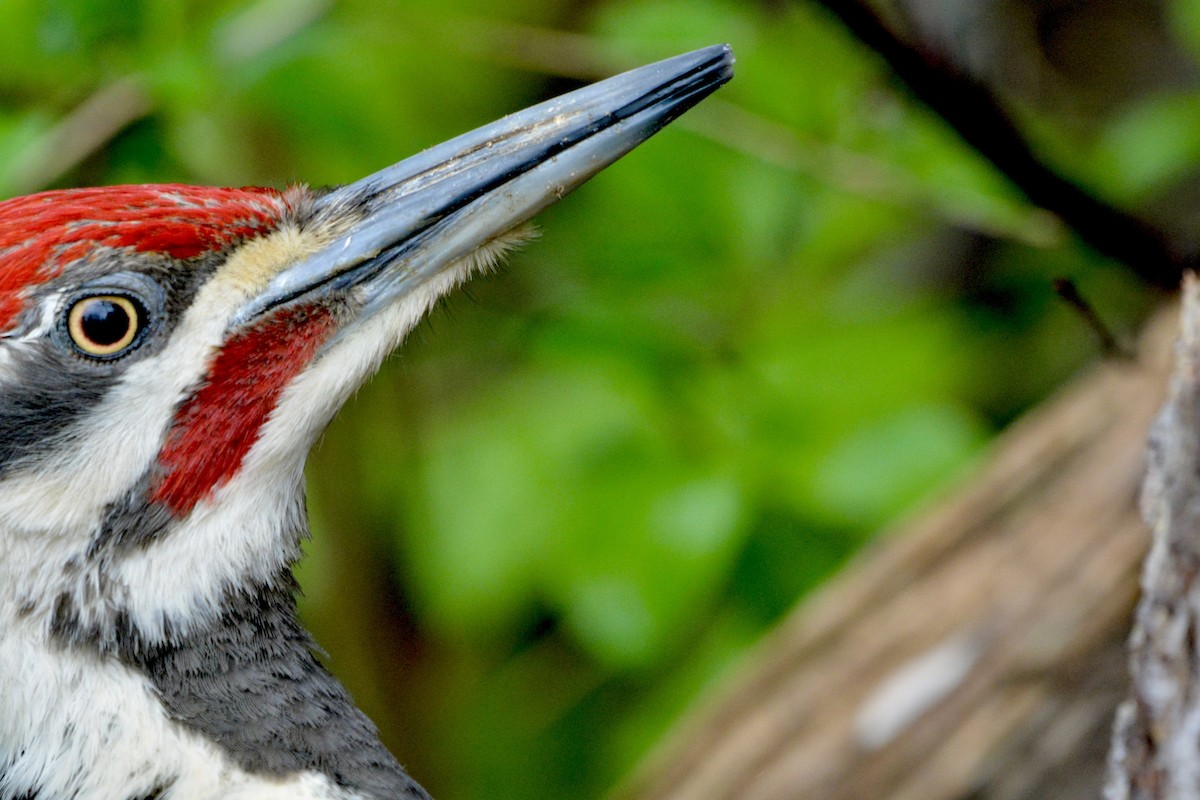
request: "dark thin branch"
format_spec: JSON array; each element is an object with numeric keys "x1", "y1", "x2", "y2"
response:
[
  {"x1": 1052, "y1": 277, "x2": 1133, "y2": 360},
  {"x1": 807, "y1": 0, "x2": 1188, "y2": 289}
]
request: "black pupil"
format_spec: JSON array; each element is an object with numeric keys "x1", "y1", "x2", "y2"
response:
[{"x1": 81, "y1": 299, "x2": 132, "y2": 346}]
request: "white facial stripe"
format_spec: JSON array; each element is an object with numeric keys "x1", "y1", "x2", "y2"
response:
[
  {"x1": 110, "y1": 273, "x2": 453, "y2": 636},
  {"x1": 110, "y1": 238, "x2": 506, "y2": 636},
  {"x1": 17, "y1": 288, "x2": 65, "y2": 342},
  {"x1": 0, "y1": 290, "x2": 64, "y2": 379}
]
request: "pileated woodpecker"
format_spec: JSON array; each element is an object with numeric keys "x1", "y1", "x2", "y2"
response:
[{"x1": 0, "y1": 46, "x2": 732, "y2": 800}]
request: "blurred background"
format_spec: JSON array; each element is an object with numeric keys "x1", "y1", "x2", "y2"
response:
[{"x1": 1, "y1": 0, "x2": 1196, "y2": 797}]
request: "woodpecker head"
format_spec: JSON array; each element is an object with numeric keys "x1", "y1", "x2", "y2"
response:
[{"x1": 0, "y1": 45, "x2": 731, "y2": 800}]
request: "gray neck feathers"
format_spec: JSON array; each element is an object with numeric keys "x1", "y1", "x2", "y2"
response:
[
  {"x1": 51, "y1": 567, "x2": 431, "y2": 800},
  {"x1": 136, "y1": 573, "x2": 430, "y2": 799},
  {"x1": 135, "y1": 575, "x2": 432, "y2": 800}
]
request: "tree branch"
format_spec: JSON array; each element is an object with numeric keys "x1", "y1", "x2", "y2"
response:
[
  {"x1": 806, "y1": 0, "x2": 1188, "y2": 288},
  {"x1": 623, "y1": 307, "x2": 1176, "y2": 800},
  {"x1": 1105, "y1": 275, "x2": 1200, "y2": 799}
]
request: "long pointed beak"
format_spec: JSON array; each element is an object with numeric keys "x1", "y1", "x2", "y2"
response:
[{"x1": 235, "y1": 44, "x2": 733, "y2": 325}]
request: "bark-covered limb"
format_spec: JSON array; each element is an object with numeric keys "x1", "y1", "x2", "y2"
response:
[
  {"x1": 805, "y1": 0, "x2": 1187, "y2": 288},
  {"x1": 1106, "y1": 275, "x2": 1200, "y2": 799},
  {"x1": 622, "y1": 307, "x2": 1176, "y2": 800}
]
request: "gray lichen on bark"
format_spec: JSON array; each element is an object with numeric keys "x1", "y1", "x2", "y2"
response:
[{"x1": 1107, "y1": 275, "x2": 1200, "y2": 800}]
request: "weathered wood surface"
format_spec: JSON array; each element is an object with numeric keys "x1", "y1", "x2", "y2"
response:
[
  {"x1": 1107, "y1": 278, "x2": 1200, "y2": 800},
  {"x1": 622, "y1": 305, "x2": 1179, "y2": 800}
]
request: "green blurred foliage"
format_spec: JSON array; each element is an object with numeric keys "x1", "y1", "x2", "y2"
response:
[{"x1": 0, "y1": 0, "x2": 1179, "y2": 798}]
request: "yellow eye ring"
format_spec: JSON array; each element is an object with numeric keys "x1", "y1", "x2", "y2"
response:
[{"x1": 67, "y1": 295, "x2": 142, "y2": 357}]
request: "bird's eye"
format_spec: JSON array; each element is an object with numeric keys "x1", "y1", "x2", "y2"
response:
[{"x1": 66, "y1": 295, "x2": 145, "y2": 358}]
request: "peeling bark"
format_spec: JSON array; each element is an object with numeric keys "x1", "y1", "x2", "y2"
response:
[{"x1": 1107, "y1": 276, "x2": 1200, "y2": 800}]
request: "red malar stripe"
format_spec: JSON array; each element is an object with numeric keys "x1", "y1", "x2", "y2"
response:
[
  {"x1": 152, "y1": 304, "x2": 336, "y2": 515},
  {"x1": 0, "y1": 184, "x2": 287, "y2": 332}
]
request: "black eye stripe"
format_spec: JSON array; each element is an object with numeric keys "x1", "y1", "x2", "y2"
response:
[{"x1": 0, "y1": 340, "x2": 115, "y2": 476}]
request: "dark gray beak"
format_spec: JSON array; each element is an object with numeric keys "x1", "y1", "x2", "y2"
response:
[{"x1": 236, "y1": 44, "x2": 734, "y2": 324}]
